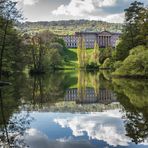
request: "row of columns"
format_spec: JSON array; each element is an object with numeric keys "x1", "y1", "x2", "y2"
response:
[{"x1": 98, "y1": 36, "x2": 111, "y2": 47}]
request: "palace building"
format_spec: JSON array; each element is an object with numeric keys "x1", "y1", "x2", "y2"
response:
[
  {"x1": 65, "y1": 88, "x2": 117, "y2": 105},
  {"x1": 60, "y1": 31, "x2": 120, "y2": 48}
]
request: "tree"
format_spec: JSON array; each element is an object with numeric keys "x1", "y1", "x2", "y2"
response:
[
  {"x1": 99, "y1": 46, "x2": 112, "y2": 64},
  {"x1": 49, "y1": 42, "x2": 64, "y2": 55},
  {"x1": 115, "y1": 1, "x2": 148, "y2": 61},
  {"x1": 81, "y1": 37, "x2": 87, "y2": 67},
  {"x1": 124, "y1": 1, "x2": 147, "y2": 47},
  {"x1": 113, "y1": 46, "x2": 148, "y2": 77},
  {"x1": 77, "y1": 37, "x2": 82, "y2": 67},
  {"x1": 77, "y1": 37, "x2": 87, "y2": 68},
  {"x1": 93, "y1": 40, "x2": 100, "y2": 65},
  {"x1": 44, "y1": 48, "x2": 62, "y2": 69},
  {"x1": 24, "y1": 31, "x2": 64, "y2": 72},
  {"x1": 0, "y1": 0, "x2": 21, "y2": 80}
]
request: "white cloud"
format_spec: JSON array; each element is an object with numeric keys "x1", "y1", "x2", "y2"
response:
[
  {"x1": 94, "y1": 0, "x2": 117, "y2": 7},
  {"x1": 52, "y1": 0, "x2": 124, "y2": 23},
  {"x1": 90, "y1": 13, "x2": 125, "y2": 23},
  {"x1": 23, "y1": 0, "x2": 39, "y2": 5},
  {"x1": 52, "y1": 0, "x2": 117, "y2": 16},
  {"x1": 52, "y1": 0, "x2": 95, "y2": 17}
]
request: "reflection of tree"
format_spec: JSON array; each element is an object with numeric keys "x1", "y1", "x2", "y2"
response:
[
  {"x1": 112, "y1": 79, "x2": 148, "y2": 144},
  {"x1": 77, "y1": 70, "x2": 87, "y2": 102},
  {"x1": 91, "y1": 72, "x2": 100, "y2": 96},
  {"x1": 77, "y1": 71, "x2": 100, "y2": 101},
  {"x1": 0, "y1": 89, "x2": 10, "y2": 147},
  {"x1": 0, "y1": 88, "x2": 33, "y2": 147},
  {"x1": 125, "y1": 111, "x2": 148, "y2": 144},
  {"x1": 27, "y1": 72, "x2": 69, "y2": 109}
]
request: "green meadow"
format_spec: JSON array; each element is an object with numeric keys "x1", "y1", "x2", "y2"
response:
[{"x1": 63, "y1": 48, "x2": 95, "y2": 69}]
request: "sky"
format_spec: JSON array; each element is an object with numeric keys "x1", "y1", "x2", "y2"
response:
[{"x1": 14, "y1": 0, "x2": 148, "y2": 23}]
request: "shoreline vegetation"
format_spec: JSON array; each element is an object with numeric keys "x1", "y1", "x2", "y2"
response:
[{"x1": 0, "y1": 1, "x2": 147, "y2": 82}]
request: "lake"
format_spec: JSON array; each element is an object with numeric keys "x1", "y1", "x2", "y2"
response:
[{"x1": 0, "y1": 70, "x2": 148, "y2": 148}]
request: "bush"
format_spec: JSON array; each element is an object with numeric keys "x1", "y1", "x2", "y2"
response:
[
  {"x1": 101, "y1": 58, "x2": 113, "y2": 69},
  {"x1": 86, "y1": 62, "x2": 99, "y2": 70},
  {"x1": 113, "y1": 46, "x2": 148, "y2": 77},
  {"x1": 113, "y1": 61, "x2": 123, "y2": 70}
]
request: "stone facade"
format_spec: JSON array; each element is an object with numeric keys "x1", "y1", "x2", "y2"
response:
[
  {"x1": 65, "y1": 88, "x2": 117, "y2": 105},
  {"x1": 60, "y1": 31, "x2": 120, "y2": 48}
]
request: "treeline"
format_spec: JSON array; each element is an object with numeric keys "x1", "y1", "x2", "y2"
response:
[{"x1": 19, "y1": 19, "x2": 122, "y2": 35}]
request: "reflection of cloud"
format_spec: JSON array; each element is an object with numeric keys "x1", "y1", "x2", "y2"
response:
[
  {"x1": 24, "y1": 128, "x2": 95, "y2": 148},
  {"x1": 13, "y1": 0, "x2": 39, "y2": 5},
  {"x1": 54, "y1": 110, "x2": 131, "y2": 147}
]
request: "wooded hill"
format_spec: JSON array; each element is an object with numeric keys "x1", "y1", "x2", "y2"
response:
[{"x1": 19, "y1": 20, "x2": 122, "y2": 35}]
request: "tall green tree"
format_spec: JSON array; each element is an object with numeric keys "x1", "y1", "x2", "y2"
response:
[
  {"x1": 115, "y1": 1, "x2": 148, "y2": 61},
  {"x1": 24, "y1": 31, "x2": 64, "y2": 72},
  {"x1": 0, "y1": 0, "x2": 21, "y2": 79}
]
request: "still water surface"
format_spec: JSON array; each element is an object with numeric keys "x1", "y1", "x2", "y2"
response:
[{"x1": 0, "y1": 71, "x2": 148, "y2": 148}]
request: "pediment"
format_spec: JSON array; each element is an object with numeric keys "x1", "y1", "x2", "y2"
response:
[{"x1": 98, "y1": 31, "x2": 112, "y2": 36}]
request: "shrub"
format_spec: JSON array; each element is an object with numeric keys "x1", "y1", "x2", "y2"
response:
[
  {"x1": 113, "y1": 46, "x2": 148, "y2": 77},
  {"x1": 102, "y1": 58, "x2": 113, "y2": 69}
]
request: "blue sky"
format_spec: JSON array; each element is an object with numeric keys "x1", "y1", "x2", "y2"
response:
[{"x1": 15, "y1": 0, "x2": 148, "y2": 23}]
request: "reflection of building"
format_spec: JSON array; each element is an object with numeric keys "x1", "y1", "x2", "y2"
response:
[
  {"x1": 65, "y1": 88, "x2": 117, "y2": 105},
  {"x1": 60, "y1": 31, "x2": 120, "y2": 48}
]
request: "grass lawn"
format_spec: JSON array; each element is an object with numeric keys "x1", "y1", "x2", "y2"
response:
[{"x1": 63, "y1": 48, "x2": 94, "y2": 69}]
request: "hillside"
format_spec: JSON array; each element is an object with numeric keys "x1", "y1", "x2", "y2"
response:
[{"x1": 19, "y1": 20, "x2": 122, "y2": 35}]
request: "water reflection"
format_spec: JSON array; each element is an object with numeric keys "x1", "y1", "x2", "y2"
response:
[
  {"x1": 0, "y1": 71, "x2": 148, "y2": 148},
  {"x1": 0, "y1": 89, "x2": 33, "y2": 147},
  {"x1": 54, "y1": 110, "x2": 130, "y2": 147},
  {"x1": 112, "y1": 79, "x2": 148, "y2": 145}
]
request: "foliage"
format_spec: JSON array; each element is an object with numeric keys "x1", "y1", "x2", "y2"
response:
[
  {"x1": 114, "y1": 1, "x2": 148, "y2": 61},
  {"x1": 0, "y1": 0, "x2": 22, "y2": 79},
  {"x1": 113, "y1": 61, "x2": 123, "y2": 70},
  {"x1": 101, "y1": 58, "x2": 113, "y2": 69},
  {"x1": 77, "y1": 37, "x2": 87, "y2": 68},
  {"x1": 112, "y1": 78, "x2": 148, "y2": 144},
  {"x1": 23, "y1": 30, "x2": 65, "y2": 72},
  {"x1": 86, "y1": 62, "x2": 99, "y2": 70},
  {"x1": 113, "y1": 46, "x2": 148, "y2": 77},
  {"x1": 43, "y1": 48, "x2": 62, "y2": 69},
  {"x1": 112, "y1": 1, "x2": 148, "y2": 77},
  {"x1": 20, "y1": 20, "x2": 122, "y2": 35},
  {"x1": 92, "y1": 41, "x2": 100, "y2": 65},
  {"x1": 99, "y1": 46, "x2": 112, "y2": 64}
]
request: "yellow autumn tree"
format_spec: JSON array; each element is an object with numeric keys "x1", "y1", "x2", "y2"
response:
[
  {"x1": 93, "y1": 40, "x2": 100, "y2": 65},
  {"x1": 77, "y1": 37, "x2": 87, "y2": 68}
]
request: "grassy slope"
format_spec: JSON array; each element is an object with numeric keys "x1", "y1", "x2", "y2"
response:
[
  {"x1": 63, "y1": 48, "x2": 94, "y2": 69},
  {"x1": 63, "y1": 48, "x2": 78, "y2": 68}
]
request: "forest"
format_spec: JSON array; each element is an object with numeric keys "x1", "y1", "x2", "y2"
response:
[{"x1": 19, "y1": 19, "x2": 122, "y2": 35}]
